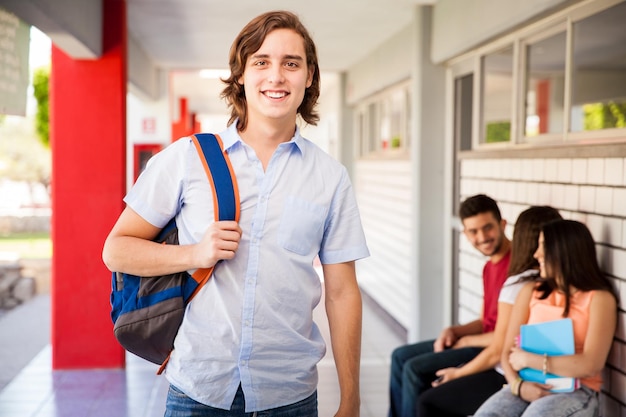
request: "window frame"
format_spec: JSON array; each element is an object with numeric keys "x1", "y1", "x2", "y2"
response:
[
  {"x1": 448, "y1": 0, "x2": 626, "y2": 152},
  {"x1": 478, "y1": 43, "x2": 517, "y2": 147},
  {"x1": 353, "y1": 79, "x2": 412, "y2": 158},
  {"x1": 519, "y1": 23, "x2": 569, "y2": 144}
]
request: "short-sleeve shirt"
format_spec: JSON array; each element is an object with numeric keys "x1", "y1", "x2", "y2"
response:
[
  {"x1": 482, "y1": 250, "x2": 511, "y2": 333},
  {"x1": 124, "y1": 123, "x2": 370, "y2": 411},
  {"x1": 494, "y1": 269, "x2": 537, "y2": 374},
  {"x1": 498, "y1": 269, "x2": 538, "y2": 304}
]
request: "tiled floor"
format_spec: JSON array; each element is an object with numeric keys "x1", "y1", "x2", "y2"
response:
[{"x1": 0, "y1": 292, "x2": 405, "y2": 417}]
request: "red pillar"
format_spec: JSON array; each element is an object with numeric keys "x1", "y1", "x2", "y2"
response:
[
  {"x1": 172, "y1": 97, "x2": 189, "y2": 141},
  {"x1": 171, "y1": 97, "x2": 201, "y2": 141},
  {"x1": 50, "y1": 0, "x2": 126, "y2": 369}
]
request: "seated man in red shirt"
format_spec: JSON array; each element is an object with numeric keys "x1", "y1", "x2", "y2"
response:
[{"x1": 388, "y1": 194, "x2": 512, "y2": 417}]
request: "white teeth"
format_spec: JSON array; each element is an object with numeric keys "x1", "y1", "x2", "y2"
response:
[{"x1": 265, "y1": 91, "x2": 286, "y2": 98}]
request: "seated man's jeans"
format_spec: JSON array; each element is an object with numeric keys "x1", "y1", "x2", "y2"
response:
[
  {"x1": 165, "y1": 384, "x2": 318, "y2": 417},
  {"x1": 388, "y1": 339, "x2": 482, "y2": 417}
]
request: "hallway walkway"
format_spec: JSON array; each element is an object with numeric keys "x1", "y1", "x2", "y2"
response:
[{"x1": 0, "y1": 291, "x2": 405, "y2": 416}]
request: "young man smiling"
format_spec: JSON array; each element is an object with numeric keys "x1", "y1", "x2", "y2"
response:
[
  {"x1": 103, "y1": 10, "x2": 369, "y2": 417},
  {"x1": 388, "y1": 194, "x2": 512, "y2": 417}
]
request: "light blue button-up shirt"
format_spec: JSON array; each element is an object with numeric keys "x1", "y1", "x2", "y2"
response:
[{"x1": 125, "y1": 123, "x2": 369, "y2": 411}]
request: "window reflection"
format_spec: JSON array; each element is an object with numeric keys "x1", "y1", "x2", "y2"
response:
[
  {"x1": 455, "y1": 74, "x2": 473, "y2": 151},
  {"x1": 379, "y1": 89, "x2": 410, "y2": 149},
  {"x1": 355, "y1": 82, "x2": 412, "y2": 156},
  {"x1": 482, "y1": 46, "x2": 513, "y2": 143},
  {"x1": 571, "y1": 1, "x2": 626, "y2": 132},
  {"x1": 525, "y1": 32, "x2": 566, "y2": 137}
]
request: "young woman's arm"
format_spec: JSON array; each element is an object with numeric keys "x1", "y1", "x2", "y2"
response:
[
  {"x1": 498, "y1": 283, "x2": 554, "y2": 402},
  {"x1": 499, "y1": 282, "x2": 534, "y2": 382},
  {"x1": 509, "y1": 290, "x2": 617, "y2": 379}
]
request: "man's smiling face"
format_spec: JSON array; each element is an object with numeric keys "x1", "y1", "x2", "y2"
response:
[{"x1": 462, "y1": 212, "x2": 506, "y2": 257}]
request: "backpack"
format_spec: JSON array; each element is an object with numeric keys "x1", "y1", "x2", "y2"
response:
[{"x1": 110, "y1": 133, "x2": 239, "y2": 369}]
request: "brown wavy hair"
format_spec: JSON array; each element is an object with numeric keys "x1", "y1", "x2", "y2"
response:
[{"x1": 220, "y1": 10, "x2": 321, "y2": 131}]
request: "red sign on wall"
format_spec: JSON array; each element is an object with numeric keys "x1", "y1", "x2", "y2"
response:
[{"x1": 142, "y1": 117, "x2": 156, "y2": 134}]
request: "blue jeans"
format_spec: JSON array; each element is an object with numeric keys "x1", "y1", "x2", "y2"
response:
[
  {"x1": 474, "y1": 385, "x2": 599, "y2": 417},
  {"x1": 165, "y1": 384, "x2": 318, "y2": 417},
  {"x1": 388, "y1": 339, "x2": 482, "y2": 417}
]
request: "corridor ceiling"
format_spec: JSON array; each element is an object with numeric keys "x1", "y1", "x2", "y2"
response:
[{"x1": 127, "y1": 0, "x2": 435, "y2": 72}]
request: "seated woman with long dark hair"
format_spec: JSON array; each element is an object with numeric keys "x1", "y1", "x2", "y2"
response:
[
  {"x1": 417, "y1": 206, "x2": 562, "y2": 417},
  {"x1": 474, "y1": 220, "x2": 618, "y2": 417}
]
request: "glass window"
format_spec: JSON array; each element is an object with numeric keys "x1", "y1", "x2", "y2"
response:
[
  {"x1": 404, "y1": 89, "x2": 412, "y2": 149},
  {"x1": 481, "y1": 46, "x2": 514, "y2": 143},
  {"x1": 368, "y1": 102, "x2": 378, "y2": 152},
  {"x1": 355, "y1": 105, "x2": 377, "y2": 157},
  {"x1": 390, "y1": 89, "x2": 406, "y2": 149},
  {"x1": 453, "y1": 72, "x2": 473, "y2": 215},
  {"x1": 355, "y1": 82, "x2": 411, "y2": 157},
  {"x1": 571, "y1": 1, "x2": 626, "y2": 132},
  {"x1": 525, "y1": 31, "x2": 566, "y2": 137},
  {"x1": 380, "y1": 98, "x2": 391, "y2": 149},
  {"x1": 455, "y1": 73, "x2": 473, "y2": 151},
  {"x1": 356, "y1": 111, "x2": 366, "y2": 157},
  {"x1": 379, "y1": 89, "x2": 408, "y2": 149}
]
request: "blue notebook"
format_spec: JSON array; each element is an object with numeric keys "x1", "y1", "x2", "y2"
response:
[{"x1": 519, "y1": 318, "x2": 577, "y2": 392}]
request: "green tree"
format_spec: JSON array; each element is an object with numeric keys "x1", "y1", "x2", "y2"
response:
[
  {"x1": 485, "y1": 121, "x2": 511, "y2": 143},
  {"x1": 0, "y1": 66, "x2": 51, "y2": 194},
  {"x1": 584, "y1": 101, "x2": 626, "y2": 130},
  {"x1": 32, "y1": 66, "x2": 50, "y2": 147},
  {"x1": 0, "y1": 118, "x2": 50, "y2": 185}
]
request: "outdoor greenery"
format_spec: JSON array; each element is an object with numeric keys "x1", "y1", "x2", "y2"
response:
[
  {"x1": 0, "y1": 66, "x2": 51, "y2": 189},
  {"x1": 584, "y1": 101, "x2": 626, "y2": 130},
  {"x1": 0, "y1": 118, "x2": 50, "y2": 185},
  {"x1": 0, "y1": 233, "x2": 51, "y2": 259},
  {"x1": 32, "y1": 66, "x2": 50, "y2": 147},
  {"x1": 485, "y1": 121, "x2": 511, "y2": 143}
]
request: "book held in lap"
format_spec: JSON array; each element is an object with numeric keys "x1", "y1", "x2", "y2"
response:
[{"x1": 519, "y1": 318, "x2": 579, "y2": 393}]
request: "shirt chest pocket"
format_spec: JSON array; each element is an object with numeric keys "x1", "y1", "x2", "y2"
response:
[{"x1": 277, "y1": 197, "x2": 327, "y2": 256}]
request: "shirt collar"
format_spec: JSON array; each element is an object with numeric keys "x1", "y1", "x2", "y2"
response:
[
  {"x1": 220, "y1": 121, "x2": 306, "y2": 156},
  {"x1": 289, "y1": 125, "x2": 305, "y2": 156},
  {"x1": 219, "y1": 123, "x2": 242, "y2": 152}
]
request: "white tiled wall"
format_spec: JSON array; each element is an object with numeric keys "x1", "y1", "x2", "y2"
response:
[
  {"x1": 459, "y1": 156, "x2": 626, "y2": 416},
  {"x1": 355, "y1": 159, "x2": 413, "y2": 329}
]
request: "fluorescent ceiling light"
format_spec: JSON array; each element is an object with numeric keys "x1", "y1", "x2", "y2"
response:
[{"x1": 199, "y1": 69, "x2": 231, "y2": 79}]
